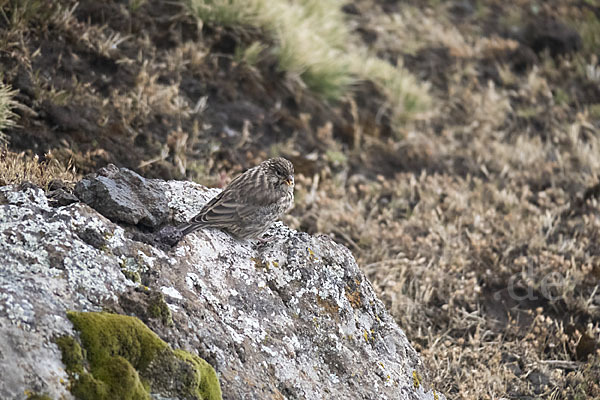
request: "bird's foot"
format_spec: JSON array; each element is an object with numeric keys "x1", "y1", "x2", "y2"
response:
[{"x1": 253, "y1": 235, "x2": 274, "y2": 245}]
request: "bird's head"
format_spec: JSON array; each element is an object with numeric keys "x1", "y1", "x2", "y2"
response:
[{"x1": 263, "y1": 157, "x2": 294, "y2": 191}]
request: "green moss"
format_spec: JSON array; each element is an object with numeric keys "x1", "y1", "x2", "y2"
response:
[
  {"x1": 25, "y1": 393, "x2": 53, "y2": 400},
  {"x1": 55, "y1": 335, "x2": 84, "y2": 374},
  {"x1": 58, "y1": 311, "x2": 222, "y2": 400},
  {"x1": 147, "y1": 292, "x2": 173, "y2": 326},
  {"x1": 58, "y1": 312, "x2": 160, "y2": 400},
  {"x1": 67, "y1": 311, "x2": 167, "y2": 372},
  {"x1": 174, "y1": 350, "x2": 222, "y2": 400},
  {"x1": 70, "y1": 356, "x2": 149, "y2": 400},
  {"x1": 121, "y1": 268, "x2": 142, "y2": 283}
]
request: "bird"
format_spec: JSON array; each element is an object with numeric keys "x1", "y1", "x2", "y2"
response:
[{"x1": 177, "y1": 157, "x2": 295, "y2": 240}]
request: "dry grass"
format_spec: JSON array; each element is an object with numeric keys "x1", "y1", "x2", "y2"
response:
[
  {"x1": 0, "y1": 147, "x2": 79, "y2": 189},
  {"x1": 284, "y1": 1, "x2": 600, "y2": 398},
  {"x1": 0, "y1": 82, "x2": 18, "y2": 144},
  {"x1": 290, "y1": 116, "x2": 600, "y2": 398}
]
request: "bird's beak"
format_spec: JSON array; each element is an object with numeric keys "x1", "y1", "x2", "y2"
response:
[{"x1": 285, "y1": 175, "x2": 294, "y2": 186}]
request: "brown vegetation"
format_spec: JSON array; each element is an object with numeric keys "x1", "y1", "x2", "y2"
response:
[{"x1": 1, "y1": 0, "x2": 599, "y2": 398}]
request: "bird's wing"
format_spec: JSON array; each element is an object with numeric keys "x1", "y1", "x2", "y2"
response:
[
  {"x1": 189, "y1": 187, "x2": 242, "y2": 226},
  {"x1": 189, "y1": 168, "x2": 269, "y2": 226}
]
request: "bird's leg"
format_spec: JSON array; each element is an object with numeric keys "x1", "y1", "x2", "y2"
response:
[{"x1": 254, "y1": 235, "x2": 274, "y2": 245}]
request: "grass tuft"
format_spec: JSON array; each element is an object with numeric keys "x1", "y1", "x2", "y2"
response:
[
  {"x1": 353, "y1": 55, "x2": 432, "y2": 120},
  {"x1": 0, "y1": 82, "x2": 18, "y2": 144},
  {"x1": 186, "y1": 0, "x2": 430, "y2": 116},
  {"x1": 576, "y1": 10, "x2": 600, "y2": 56},
  {"x1": 0, "y1": 147, "x2": 78, "y2": 189},
  {"x1": 0, "y1": 0, "x2": 45, "y2": 30}
]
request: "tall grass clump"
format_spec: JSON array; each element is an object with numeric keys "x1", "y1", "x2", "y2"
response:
[
  {"x1": 187, "y1": 0, "x2": 431, "y2": 118},
  {"x1": 187, "y1": 0, "x2": 262, "y2": 27},
  {"x1": 0, "y1": 82, "x2": 18, "y2": 145},
  {"x1": 0, "y1": 147, "x2": 79, "y2": 188},
  {"x1": 354, "y1": 55, "x2": 432, "y2": 119},
  {"x1": 0, "y1": 0, "x2": 46, "y2": 29},
  {"x1": 265, "y1": 0, "x2": 354, "y2": 100}
]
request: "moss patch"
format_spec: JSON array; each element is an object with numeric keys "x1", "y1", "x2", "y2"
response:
[
  {"x1": 70, "y1": 355, "x2": 149, "y2": 400},
  {"x1": 25, "y1": 393, "x2": 53, "y2": 400},
  {"x1": 55, "y1": 335, "x2": 85, "y2": 374},
  {"x1": 121, "y1": 268, "x2": 142, "y2": 284},
  {"x1": 57, "y1": 311, "x2": 222, "y2": 400},
  {"x1": 174, "y1": 349, "x2": 222, "y2": 400},
  {"x1": 67, "y1": 311, "x2": 167, "y2": 373},
  {"x1": 147, "y1": 292, "x2": 173, "y2": 326}
]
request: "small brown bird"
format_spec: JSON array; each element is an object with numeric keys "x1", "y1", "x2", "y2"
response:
[{"x1": 178, "y1": 157, "x2": 295, "y2": 240}]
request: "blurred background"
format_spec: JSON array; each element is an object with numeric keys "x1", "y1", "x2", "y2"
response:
[{"x1": 0, "y1": 0, "x2": 599, "y2": 398}]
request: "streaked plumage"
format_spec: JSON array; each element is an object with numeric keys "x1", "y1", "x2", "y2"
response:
[{"x1": 178, "y1": 157, "x2": 294, "y2": 239}]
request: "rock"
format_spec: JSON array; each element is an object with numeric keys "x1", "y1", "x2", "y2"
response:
[
  {"x1": 47, "y1": 188, "x2": 79, "y2": 207},
  {"x1": 74, "y1": 163, "x2": 170, "y2": 228},
  {"x1": 47, "y1": 179, "x2": 79, "y2": 208},
  {"x1": 448, "y1": 1, "x2": 474, "y2": 19},
  {"x1": 0, "y1": 168, "x2": 444, "y2": 400},
  {"x1": 523, "y1": 18, "x2": 582, "y2": 57},
  {"x1": 341, "y1": 3, "x2": 360, "y2": 15}
]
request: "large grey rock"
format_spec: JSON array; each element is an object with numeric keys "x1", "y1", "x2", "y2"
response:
[{"x1": 0, "y1": 169, "x2": 443, "y2": 400}]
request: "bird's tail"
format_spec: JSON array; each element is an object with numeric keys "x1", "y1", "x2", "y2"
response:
[{"x1": 177, "y1": 222, "x2": 202, "y2": 237}]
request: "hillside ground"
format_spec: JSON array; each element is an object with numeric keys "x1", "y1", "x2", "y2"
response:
[{"x1": 1, "y1": 0, "x2": 599, "y2": 398}]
